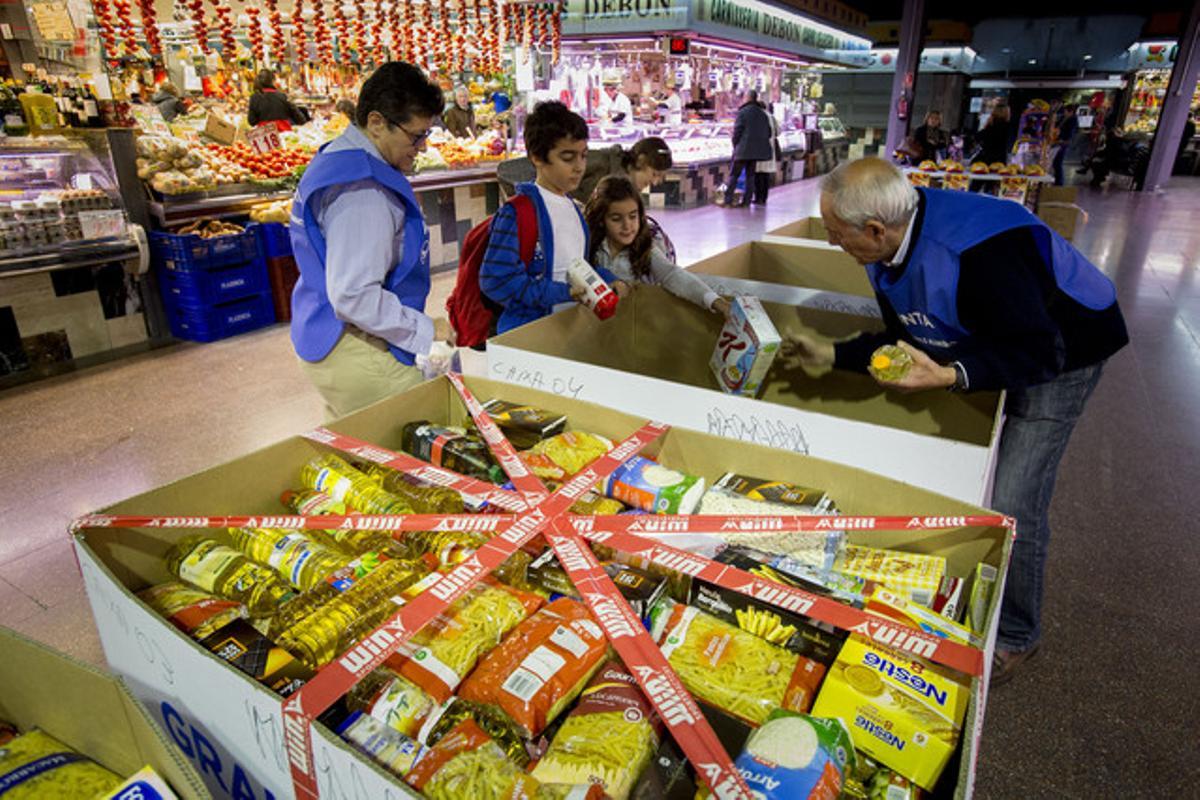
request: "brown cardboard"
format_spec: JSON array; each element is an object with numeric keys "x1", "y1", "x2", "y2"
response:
[
  {"x1": 74, "y1": 375, "x2": 1009, "y2": 799},
  {"x1": 203, "y1": 112, "x2": 240, "y2": 146},
  {"x1": 767, "y1": 216, "x2": 828, "y2": 240},
  {"x1": 687, "y1": 239, "x2": 874, "y2": 298},
  {"x1": 0, "y1": 627, "x2": 209, "y2": 799}
]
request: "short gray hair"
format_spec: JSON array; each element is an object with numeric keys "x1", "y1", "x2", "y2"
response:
[{"x1": 821, "y1": 159, "x2": 918, "y2": 229}]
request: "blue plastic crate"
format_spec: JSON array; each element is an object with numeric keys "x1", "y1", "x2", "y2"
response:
[
  {"x1": 151, "y1": 228, "x2": 262, "y2": 272},
  {"x1": 158, "y1": 258, "x2": 269, "y2": 308},
  {"x1": 165, "y1": 292, "x2": 277, "y2": 343},
  {"x1": 250, "y1": 221, "x2": 294, "y2": 259}
]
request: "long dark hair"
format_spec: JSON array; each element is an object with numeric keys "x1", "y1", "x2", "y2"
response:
[
  {"x1": 621, "y1": 136, "x2": 673, "y2": 172},
  {"x1": 585, "y1": 176, "x2": 655, "y2": 280}
]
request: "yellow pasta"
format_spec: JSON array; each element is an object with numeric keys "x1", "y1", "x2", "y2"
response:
[
  {"x1": 533, "y1": 712, "x2": 656, "y2": 800},
  {"x1": 0, "y1": 729, "x2": 123, "y2": 799}
]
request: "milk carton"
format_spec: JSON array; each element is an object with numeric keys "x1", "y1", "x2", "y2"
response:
[{"x1": 710, "y1": 295, "x2": 781, "y2": 397}]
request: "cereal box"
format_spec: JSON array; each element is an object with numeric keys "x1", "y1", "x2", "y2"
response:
[
  {"x1": 710, "y1": 295, "x2": 781, "y2": 397},
  {"x1": 811, "y1": 635, "x2": 970, "y2": 790}
]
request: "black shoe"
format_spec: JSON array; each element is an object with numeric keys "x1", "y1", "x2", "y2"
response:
[{"x1": 990, "y1": 643, "x2": 1041, "y2": 688}]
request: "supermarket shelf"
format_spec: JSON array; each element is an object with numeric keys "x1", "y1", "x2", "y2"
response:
[
  {"x1": 147, "y1": 186, "x2": 295, "y2": 228},
  {"x1": 0, "y1": 236, "x2": 139, "y2": 277}
]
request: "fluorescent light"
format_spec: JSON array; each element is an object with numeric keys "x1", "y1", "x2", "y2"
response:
[
  {"x1": 1083, "y1": 54, "x2": 1093, "y2": 61},
  {"x1": 1028, "y1": 59, "x2": 1037, "y2": 65}
]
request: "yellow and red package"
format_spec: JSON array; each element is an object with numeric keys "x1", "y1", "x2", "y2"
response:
[
  {"x1": 520, "y1": 432, "x2": 613, "y2": 481},
  {"x1": 458, "y1": 597, "x2": 609, "y2": 738},
  {"x1": 405, "y1": 719, "x2": 542, "y2": 799},
  {"x1": 138, "y1": 581, "x2": 245, "y2": 640},
  {"x1": 390, "y1": 577, "x2": 543, "y2": 703}
]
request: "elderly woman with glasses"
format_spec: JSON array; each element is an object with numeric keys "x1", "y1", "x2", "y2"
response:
[{"x1": 289, "y1": 62, "x2": 455, "y2": 419}]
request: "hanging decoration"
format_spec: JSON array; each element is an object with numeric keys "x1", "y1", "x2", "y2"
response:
[
  {"x1": 112, "y1": 0, "x2": 138, "y2": 57},
  {"x1": 186, "y1": 0, "x2": 212, "y2": 54},
  {"x1": 421, "y1": 0, "x2": 435, "y2": 72},
  {"x1": 311, "y1": 0, "x2": 333, "y2": 65},
  {"x1": 212, "y1": 0, "x2": 237, "y2": 63},
  {"x1": 388, "y1": 0, "x2": 403, "y2": 63},
  {"x1": 534, "y1": 2, "x2": 548, "y2": 52},
  {"x1": 92, "y1": 0, "x2": 120, "y2": 62},
  {"x1": 246, "y1": 6, "x2": 266, "y2": 63},
  {"x1": 352, "y1": 0, "x2": 368, "y2": 59},
  {"x1": 371, "y1": 0, "x2": 386, "y2": 64},
  {"x1": 332, "y1": 0, "x2": 351, "y2": 62},
  {"x1": 293, "y1": 0, "x2": 308, "y2": 64},
  {"x1": 135, "y1": 0, "x2": 161, "y2": 56},
  {"x1": 264, "y1": 0, "x2": 287, "y2": 63},
  {"x1": 551, "y1": 0, "x2": 562, "y2": 63},
  {"x1": 402, "y1": 0, "x2": 417, "y2": 63}
]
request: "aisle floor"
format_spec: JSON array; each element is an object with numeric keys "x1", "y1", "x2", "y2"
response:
[{"x1": 2, "y1": 175, "x2": 1198, "y2": 798}]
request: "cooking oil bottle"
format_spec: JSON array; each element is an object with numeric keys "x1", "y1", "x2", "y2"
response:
[
  {"x1": 281, "y1": 488, "x2": 413, "y2": 558},
  {"x1": 226, "y1": 527, "x2": 353, "y2": 591},
  {"x1": 299, "y1": 454, "x2": 416, "y2": 515},
  {"x1": 364, "y1": 464, "x2": 465, "y2": 513},
  {"x1": 166, "y1": 536, "x2": 295, "y2": 617},
  {"x1": 868, "y1": 344, "x2": 914, "y2": 382}
]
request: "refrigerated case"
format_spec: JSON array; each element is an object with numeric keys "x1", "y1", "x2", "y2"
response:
[{"x1": 0, "y1": 130, "x2": 155, "y2": 387}]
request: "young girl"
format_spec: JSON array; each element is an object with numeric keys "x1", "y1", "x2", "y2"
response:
[{"x1": 585, "y1": 176, "x2": 729, "y2": 316}]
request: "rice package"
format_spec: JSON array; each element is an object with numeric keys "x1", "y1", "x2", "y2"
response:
[
  {"x1": 710, "y1": 295, "x2": 781, "y2": 396},
  {"x1": 522, "y1": 432, "x2": 614, "y2": 481},
  {"x1": 458, "y1": 598, "x2": 609, "y2": 738},
  {"x1": 532, "y1": 661, "x2": 660, "y2": 800},
  {"x1": 397, "y1": 578, "x2": 544, "y2": 702},
  {"x1": 649, "y1": 599, "x2": 824, "y2": 726},
  {"x1": 604, "y1": 456, "x2": 706, "y2": 514},
  {"x1": 0, "y1": 729, "x2": 122, "y2": 799},
  {"x1": 730, "y1": 710, "x2": 856, "y2": 800}
]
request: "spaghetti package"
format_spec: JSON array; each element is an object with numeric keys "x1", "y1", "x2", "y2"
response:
[
  {"x1": 396, "y1": 579, "x2": 544, "y2": 702},
  {"x1": 521, "y1": 432, "x2": 613, "y2": 481},
  {"x1": 458, "y1": 598, "x2": 609, "y2": 738},
  {"x1": 418, "y1": 698, "x2": 530, "y2": 766},
  {"x1": 406, "y1": 719, "x2": 543, "y2": 799},
  {"x1": 0, "y1": 729, "x2": 123, "y2": 798},
  {"x1": 649, "y1": 600, "x2": 825, "y2": 726},
  {"x1": 532, "y1": 661, "x2": 661, "y2": 800},
  {"x1": 138, "y1": 581, "x2": 246, "y2": 640}
]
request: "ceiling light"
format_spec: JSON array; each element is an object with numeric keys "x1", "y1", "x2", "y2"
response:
[
  {"x1": 1083, "y1": 54, "x2": 1093, "y2": 61},
  {"x1": 1028, "y1": 59, "x2": 1037, "y2": 65}
]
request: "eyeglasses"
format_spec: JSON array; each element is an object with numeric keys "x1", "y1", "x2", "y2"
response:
[{"x1": 380, "y1": 113, "x2": 432, "y2": 147}]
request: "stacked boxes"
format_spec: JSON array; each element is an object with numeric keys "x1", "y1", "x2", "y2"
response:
[{"x1": 254, "y1": 222, "x2": 300, "y2": 323}]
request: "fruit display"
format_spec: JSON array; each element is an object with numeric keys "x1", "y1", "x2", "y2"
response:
[
  {"x1": 206, "y1": 143, "x2": 312, "y2": 179},
  {"x1": 249, "y1": 198, "x2": 292, "y2": 223},
  {"x1": 136, "y1": 135, "x2": 249, "y2": 193}
]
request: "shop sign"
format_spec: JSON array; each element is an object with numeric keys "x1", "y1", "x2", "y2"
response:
[
  {"x1": 1126, "y1": 41, "x2": 1178, "y2": 70},
  {"x1": 696, "y1": 0, "x2": 869, "y2": 54},
  {"x1": 562, "y1": 0, "x2": 689, "y2": 35}
]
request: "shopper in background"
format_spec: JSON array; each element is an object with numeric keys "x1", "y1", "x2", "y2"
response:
[
  {"x1": 443, "y1": 86, "x2": 478, "y2": 139},
  {"x1": 914, "y1": 110, "x2": 949, "y2": 163},
  {"x1": 248, "y1": 69, "x2": 309, "y2": 130},
  {"x1": 974, "y1": 103, "x2": 1012, "y2": 165},
  {"x1": 598, "y1": 79, "x2": 635, "y2": 132},
  {"x1": 585, "y1": 176, "x2": 728, "y2": 316},
  {"x1": 289, "y1": 62, "x2": 451, "y2": 419},
  {"x1": 660, "y1": 81, "x2": 683, "y2": 126},
  {"x1": 782, "y1": 158, "x2": 1128, "y2": 686},
  {"x1": 481, "y1": 101, "x2": 627, "y2": 334},
  {"x1": 754, "y1": 103, "x2": 781, "y2": 206},
  {"x1": 725, "y1": 90, "x2": 772, "y2": 207},
  {"x1": 1051, "y1": 104, "x2": 1079, "y2": 186},
  {"x1": 152, "y1": 82, "x2": 187, "y2": 123}
]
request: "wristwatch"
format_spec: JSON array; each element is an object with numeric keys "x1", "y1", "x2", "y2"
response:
[{"x1": 948, "y1": 361, "x2": 969, "y2": 392}]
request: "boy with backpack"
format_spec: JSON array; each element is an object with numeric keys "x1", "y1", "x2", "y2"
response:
[{"x1": 447, "y1": 102, "x2": 627, "y2": 346}]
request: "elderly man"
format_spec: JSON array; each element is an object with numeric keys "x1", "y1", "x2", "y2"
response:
[{"x1": 785, "y1": 158, "x2": 1128, "y2": 686}]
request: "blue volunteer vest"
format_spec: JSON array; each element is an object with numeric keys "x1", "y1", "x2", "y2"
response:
[
  {"x1": 289, "y1": 143, "x2": 430, "y2": 365},
  {"x1": 866, "y1": 188, "x2": 1116, "y2": 360}
]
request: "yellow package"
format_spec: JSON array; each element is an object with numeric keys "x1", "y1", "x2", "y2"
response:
[
  {"x1": 521, "y1": 432, "x2": 613, "y2": 480},
  {"x1": 0, "y1": 729, "x2": 123, "y2": 798},
  {"x1": 865, "y1": 587, "x2": 981, "y2": 648},
  {"x1": 834, "y1": 546, "x2": 945, "y2": 607},
  {"x1": 811, "y1": 635, "x2": 970, "y2": 791}
]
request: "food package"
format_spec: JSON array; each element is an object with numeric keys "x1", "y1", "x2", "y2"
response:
[
  {"x1": 710, "y1": 295, "x2": 781, "y2": 397},
  {"x1": 864, "y1": 587, "x2": 981, "y2": 647},
  {"x1": 405, "y1": 719, "x2": 543, "y2": 799},
  {"x1": 417, "y1": 698, "x2": 529, "y2": 765},
  {"x1": 527, "y1": 550, "x2": 668, "y2": 622},
  {"x1": 723, "y1": 710, "x2": 856, "y2": 800},
  {"x1": 969, "y1": 162, "x2": 989, "y2": 174},
  {"x1": 868, "y1": 344, "x2": 913, "y2": 383},
  {"x1": 339, "y1": 711, "x2": 428, "y2": 778},
  {"x1": 200, "y1": 618, "x2": 313, "y2": 697},
  {"x1": 352, "y1": 669, "x2": 437, "y2": 739},
  {"x1": 458, "y1": 597, "x2": 609, "y2": 738},
  {"x1": 521, "y1": 431, "x2": 614, "y2": 481},
  {"x1": 811, "y1": 635, "x2": 970, "y2": 790},
  {"x1": 138, "y1": 581, "x2": 246, "y2": 640},
  {"x1": 402, "y1": 421, "x2": 508, "y2": 484},
  {"x1": 630, "y1": 735, "x2": 695, "y2": 800},
  {"x1": 481, "y1": 399, "x2": 568, "y2": 450},
  {"x1": 967, "y1": 562, "x2": 998, "y2": 635},
  {"x1": 711, "y1": 544, "x2": 868, "y2": 607},
  {"x1": 102, "y1": 766, "x2": 181, "y2": 800},
  {"x1": 844, "y1": 755, "x2": 924, "y2": 800},
  {"x1": 396, "y1": 579, "x2": 544, "y2": 702},
  {"x1": 917, "y1": 160, "x2": 938, "y2": 172},
  {"x1": 604, "y1": 456, "x2": 706, "y2": 515},
  {"x1": 649, "y1": 600, "x2": 824, "y2": 725},
  {"x1": 0, "y1": 729, "x2": 123, "y2": 798},
  {"x1": 688, "y1": 549, "x2": 848, "y2": 666},
  {"x1": 833, "y1": 546, "x2": 946, "y2": 607},
  {"x1": 942, "y1": 173, "x2": 971, "y2": 191},
  {"x1": 931, "y1": 576, "x2": 965, "y2": 622},
  {"x1": 531, "y1": 661, "x2": 661, "y2": 800}
]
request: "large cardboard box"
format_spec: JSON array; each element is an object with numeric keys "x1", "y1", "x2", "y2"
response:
[
  {"x1": 74, "y1": 376, "x2": 1008, "y2": 799},
  {"x1": 486, "y1": 288, "x2": 1003, "y2": 504},
  {"x1": 1036, "y1": 186, "x2": 1085, "y2": 242},
  {"x1": 0, "y1": 627, "x2": 209, "y2": 799},
  {"x1": 767, "y1": 216, "x2": 828, "y2": 241},
  {"x1": 686, "y1": 239, "x2": 880, "y2": 317}
]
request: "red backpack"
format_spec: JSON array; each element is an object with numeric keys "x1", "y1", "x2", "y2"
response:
[{"x1": 446, "y1": 194, "x2": 538, "y2": 348}]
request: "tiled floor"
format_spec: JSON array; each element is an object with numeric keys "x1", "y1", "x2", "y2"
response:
[{"x1": 2, "y1": 173, "x2": 1197, "y2": 797}]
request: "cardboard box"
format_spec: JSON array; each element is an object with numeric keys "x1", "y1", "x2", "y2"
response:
[
  {"x1": 74, "y1": 376, "x2": 1009, "y2": 799},
  {"x1": 204, "y1": 112, "x2": 241, "y2": 146},
  {"x1": 767, "y1": 216, "x2": 829, "y2": 241},
  {"x1": 686, "y1": 238, "x2": 880, "y2": 318},
  {"x1": 710, "y1": 295, "x2": 781, "y2": 397},
  {"x1": 486, "y1": 289, "x2": 1004, "y2": 504},
  {"x1": 0, "y1": 627, "x2": 208, "y2": 799}
]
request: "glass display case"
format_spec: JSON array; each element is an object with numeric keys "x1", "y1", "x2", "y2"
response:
[{"x1": 0, "y1": 131, "x2": 153, "y2": 387}]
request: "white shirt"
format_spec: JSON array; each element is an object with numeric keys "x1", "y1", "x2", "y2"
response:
[
  {"x1": 601, "y1": 92, "x2": 634, "y2": 129},
  {"x1": 665, "y1": 93, "x2": 682, "y2": 126},
  {"x1": 885, "y1": 210, "x2": 918, "y2": 267},
  {"x1": 536, "y1": 184, "x2": 586, "y2": 284}
]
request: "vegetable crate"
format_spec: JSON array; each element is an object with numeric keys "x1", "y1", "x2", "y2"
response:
[
  {"x1": 251, "y1": 221, "x2": 294, "y2": 259},
  {"x1": 162, "y1": 291, "x2": 276, "y2": 343},
  {"x1": 72, "y1": 375, "x2": 1011, "y2": 800},
  {"x1": 150, "y1": 228, "x2": 262, "y2": 272},
  {"x1": 158, "y1": 257, "x2": 271, "y2": 309}
]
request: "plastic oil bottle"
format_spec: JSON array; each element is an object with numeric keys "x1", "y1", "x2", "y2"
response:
[
  {"x1": 364, "y1": 464, "x2": 465, "y2": 513},
  {"x1": 226, "y1": 527, "x2": 354, "y2": 592},
  {"x1": 280, "y1": 488, "x2": 411, "y2": 558},
  {"x1": 299, "y1": 454, "x2": 416, "y2": 516},
  {"x1": 868, "y1": 344, "x2": 914, "y2": 382},
  {"x1": 166, "y1": 536, "x2": 295, "y2": 617}
]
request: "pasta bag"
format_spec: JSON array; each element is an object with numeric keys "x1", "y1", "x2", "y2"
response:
[
  {"x1": 405, "y1": 719, "x2": 543, "y2": 800},
  {"x1": 0, "y1": 729, "x2": 122, "y2": 798}
]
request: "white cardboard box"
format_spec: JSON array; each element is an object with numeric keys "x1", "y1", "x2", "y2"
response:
[{"x1": 74, "y1": 376, "x2": 1009, "y2": 799}]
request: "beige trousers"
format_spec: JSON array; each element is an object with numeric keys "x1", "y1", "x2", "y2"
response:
[{"x1": 299, "y1": 329, "x2": 425, "y2": 420}]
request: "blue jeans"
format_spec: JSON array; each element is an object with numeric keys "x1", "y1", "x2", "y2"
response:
[{"x1": 993, "y1": 362, "x2": 1105, "y2": 653}]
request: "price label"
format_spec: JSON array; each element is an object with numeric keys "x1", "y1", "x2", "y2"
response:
[{"x1": 247, "y1": 125, "x2": 283, "y2": 154}]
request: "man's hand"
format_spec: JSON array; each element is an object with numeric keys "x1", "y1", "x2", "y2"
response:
[
  {"x1": 711, "y1": 296, "x2": 733, "y2": 317},
  {"x1": 433, "y1": 317, "x2": 457, "y2": 346},
  {"x1": 780, "y1": 333, "x2": 835, "y2": 369},
  {"x1": 874, "y1": 341, "x2": 957, "y2": 393}
]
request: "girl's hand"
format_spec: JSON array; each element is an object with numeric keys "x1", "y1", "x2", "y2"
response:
[
  {"x1": 711, "y1": 296, "x2": 733, "y2": 317},
  {"x1": 612, "y1": 280, "x2": 632, "y2": 298}
]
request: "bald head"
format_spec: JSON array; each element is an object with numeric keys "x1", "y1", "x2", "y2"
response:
[{"x1": 819, "y1": 157, "x2": 918, "y2": 266}]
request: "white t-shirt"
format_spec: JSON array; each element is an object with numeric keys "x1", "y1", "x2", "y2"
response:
[
  {"x1": 601, "y1": 92, "x2": 635, "y2": 129},
  {"x1": 536, "y1": 184, "x2": 585, "y2": 284}
]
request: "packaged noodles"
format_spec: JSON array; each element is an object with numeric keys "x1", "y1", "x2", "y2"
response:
[
  {"x1": 138, "y1": 581, "x2": 246, "y2": 640},
  {"x1": 833, "y1": 546, "x2": 946, "y2": 607},
  {"x1": 0, "y1": 729, "x2": 123, "y2": 799},
  {"x1": 521, "y1": 432, "x2": 613, "y2": 481},
  {"x1": 405, "y1": 719, "x2": 543, "y2": 800},
  {"x1": 397, "y1": 578, "x2": 544, "y2": 702},
  {"x1": 458, "y1": 597, "x2": 609, "y2": 738},
  {"x1": 604, "y1": 456, "x2": 706, "y2": 515},
  {"x1": 532, "y1": 661, "x2": 661, "y2": 800},
  {"x1": 722, "y1": 710, "x2": 856, "y2": 800},
  {"x1": 649, "y1": 599, "x2": 825, "y2": 725},
  {"x1": 810, "y1": 635, "x2": 970, "y2": 790},
  {"x1": 417, "y1": 698, "x2": 529, "y2": 766}
]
